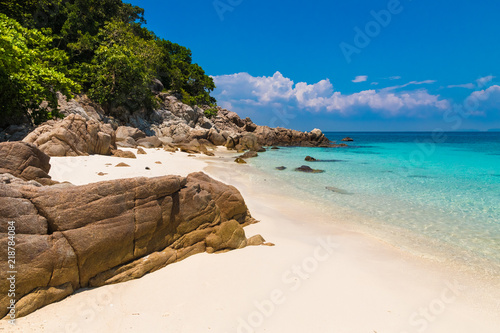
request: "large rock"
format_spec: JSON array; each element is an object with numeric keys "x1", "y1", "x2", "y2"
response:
[
  {"x1": 23, "y1": 114, "x2": 116, "y2": 156},
  {"x1": 0, "y1": 171, "x2": 259, "y2": 319},
  {"x1": 115, "y1": 126, "x2": 146, "y2": 143},
  {"x1": 0, "y1": 142, "x2": 53, "y2": 184}
]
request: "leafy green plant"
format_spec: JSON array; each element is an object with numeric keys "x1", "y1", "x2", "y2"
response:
[
  {"x1": 204, "y1": 107, "x2": 218, "y2": 119},
  {"x1": 0, "y1": 13, "x2": 80, "y2": 126}
]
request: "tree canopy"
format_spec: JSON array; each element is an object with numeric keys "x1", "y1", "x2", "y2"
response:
[{"x1": 0, "y1": 0, "x2": 216, "y2": 127}]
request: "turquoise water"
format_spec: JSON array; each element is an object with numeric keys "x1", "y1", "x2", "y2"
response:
[{"x1": 249, "y1": 132, "x2": 500, "y2": 273}]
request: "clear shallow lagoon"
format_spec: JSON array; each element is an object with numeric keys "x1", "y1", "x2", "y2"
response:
[{"x1": 248, "y1": 132, "x2": 500, "y2": 275}]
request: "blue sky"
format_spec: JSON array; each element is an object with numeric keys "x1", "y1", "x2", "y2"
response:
[{"x1": 131, "y1": 0, "x2": 500, "y2": 131}]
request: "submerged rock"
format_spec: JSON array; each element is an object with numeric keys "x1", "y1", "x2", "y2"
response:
[
  {"x1": 305, "y1": 156, "x2": 317, "y2": 161},
  {"x1": 294, "y1": 165, "x2": 324, "y2": 173},
  {"x1": 275, "y1": 166, "x2": 286, "y2": 170},
  {"x1": 325, "y1": 186, "x2": 352, "y2": 195}
]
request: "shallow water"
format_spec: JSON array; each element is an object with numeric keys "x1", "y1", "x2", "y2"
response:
[{"x1": 247, "y1": 132, "x2": 500, "y2": 275}]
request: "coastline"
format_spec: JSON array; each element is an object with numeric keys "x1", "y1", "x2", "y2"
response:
[{"x1": 3, "y1": 147, "x2": 499, "y2": 332}]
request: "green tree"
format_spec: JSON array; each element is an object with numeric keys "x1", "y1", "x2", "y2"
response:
[
  {"x1": 86, "y1": 20, "x2": 161, "y2": 112},
  {"x1": 0, "y1": 13, "x2": 79, "y2": 126},
  {"x1": 156, "y1": 39, "x2": 216, "y2": 106}
]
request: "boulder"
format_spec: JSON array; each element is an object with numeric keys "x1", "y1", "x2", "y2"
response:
[
  {"x1": 235, "y1": 158, "x2": 247, "y2": 164},
  {"x1": 137, "y1": 147, "x2": 147, "y2": 155},
  {"x1": 23, "y1": 114, "x2": 116, "y2": 156},
  {"x1": 295, "y1": 165, "x2": 325, "y2": 173},
  {"x1": 0, "y1": 142, "x2": 53, "y2": 184},
  {"x1": 111, "y1": 149, "x2": 137, "y2": 159},
  {"x1": 239, "y1": 151, "x2": 258, "y2": 159},
  {"x1": 115, "y1": 126, "x2": 146, "y2": 142},
  {"x1": 208, "y1": 128, "x2": 226, "y2": 146},
  {"x1": 305, "y1": 156, "x2": 317, "y2": 161},
  {"x1": 136, "y1": 136, "x2": 163, "y2": 148},
  {"x1": 0, "y1": 172, "x2": 259, "y2": 318},
  {"x1": 239, "y1": 133, "x2": 262, "y2": 151},
  {"x1": 342, "y1": 137, "x2": 354, "y2": 142}
]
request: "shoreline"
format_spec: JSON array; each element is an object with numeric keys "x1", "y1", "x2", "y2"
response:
[{"x1": 2, "y1": 147, "x2": 499, "y2": 332}]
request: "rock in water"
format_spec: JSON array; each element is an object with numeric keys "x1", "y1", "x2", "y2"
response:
[
  {"x1": 325, "y1": 186, "x2": 352, "y2": 195},
  {"x1": 275, "y1": 166, "x2": 286, "y2": 170},
  {"x1": 305, "y1": 156, "x2": 317, "y2": 161},
  {"x1": 239, "y1": 151, "x2": 258, "y2": 159},
  {"x1": 295, "y1": 165, "x2": 325, "y2": 173},
  {"x1": 235, "y1": 158, "x2": 247, "y2": 164},
  {"x1": 342, "y1": 137, "x2": 354, "y2": 142}
]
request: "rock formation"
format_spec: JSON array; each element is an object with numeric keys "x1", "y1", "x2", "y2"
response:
[
  {"x1": 27, "y1": 93, "x2": 336, "y2": 151},
  {"x1": 0, "y1": 144, "x2": 265, "y2": 319},
  {"x1": 23, "y1": 114, "x2": 116, "y2": 156},
  {"x1": 0, "y1": 142, "x2": 55, "y2": 185}
]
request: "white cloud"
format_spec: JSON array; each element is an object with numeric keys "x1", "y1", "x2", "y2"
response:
[
  {"x1": 465, "y1": 85, "x2": 500, "y2": 116},
  {"x1": 447, "y1": 83, "x2": 475, "y2": 89},
  {"x1": 476, "y1": 75, "x2": 495, "y2": 87},
  {"x1": 212, "y1": 72, "x2": 449, "y2": 118},
  {"x1": 352, "y1": 75, "x2": 368, "y2": 83},
  {"x1": 381, "y1": 80, "x2": 436, "y2": 92},
  {"x1": 389, "y1": 76, "x2": 401, "y2": 80}
]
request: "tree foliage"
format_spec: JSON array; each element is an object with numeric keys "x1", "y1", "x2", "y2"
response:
[
  {"x1": 0, "y1": 13, "x2": 79, "y2": 126},
  {"x1": 0, "y1": 0, "x2": 216, "y2": 127}
]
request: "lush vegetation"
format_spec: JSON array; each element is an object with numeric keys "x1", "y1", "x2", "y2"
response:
[{"x1": 0, "y1": 0, "x2": 216, "y2": 127}]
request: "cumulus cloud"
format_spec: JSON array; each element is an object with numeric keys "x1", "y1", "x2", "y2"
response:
[
  {"x1": 212, "y1": 72, "x2": 449, "y2": 119},
  {"x1": 464, "y1": 85, "x2": 500, "y2": 118},
  {"x1": 352, "y1": 75, "x2": 368, "y2": 83}
]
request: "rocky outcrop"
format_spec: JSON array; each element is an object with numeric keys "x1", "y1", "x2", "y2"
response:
[
  {"x1": 0, "y1": 142, "x2": 54, "y2": 185},
  {"x1": 23, "y1": 114, "x2": 116, "y2": 156},
  {"x1": 0, "y1": 165, "x2": 262, "y2": 318},
  {"x1": 22, "y1": 93, "x2": 334, "y2": 152},
  {"x1": 342, "y1": 137, "x2": 354, "y2": 142}
]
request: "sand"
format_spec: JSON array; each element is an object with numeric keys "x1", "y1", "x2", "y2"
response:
[{"x1": 2, "y1": 147, "x2": 499, "y2": 333}]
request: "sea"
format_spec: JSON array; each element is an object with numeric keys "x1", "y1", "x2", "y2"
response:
[{"x1": 246, "y1": 132, "x2": 500, "y2": 276}]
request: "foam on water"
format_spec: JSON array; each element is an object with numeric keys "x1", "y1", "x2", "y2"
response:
[{"x1": 247, "y1": 132, "x2": 500, "y2": 275}]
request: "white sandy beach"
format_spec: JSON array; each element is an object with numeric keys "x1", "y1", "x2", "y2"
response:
[{"x1": 2, "y1": 147, "x2": 500, "y2": 333}]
